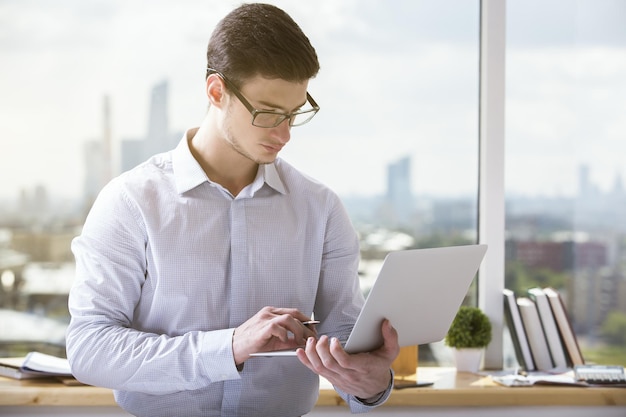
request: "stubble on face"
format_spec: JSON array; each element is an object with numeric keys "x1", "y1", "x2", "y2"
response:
[{"x1": 221, "y1": 98, "x2": 275, "y2": 166}]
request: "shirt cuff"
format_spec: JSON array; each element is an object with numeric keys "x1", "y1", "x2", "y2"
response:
[
  {"x1": 198, "y1": 328, "x2": 241, "y2": 382},
  {"x1": 348, "y1": 368, "x2": 395, "y2": 412}
]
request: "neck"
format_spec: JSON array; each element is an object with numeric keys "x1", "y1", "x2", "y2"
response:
[{"x1": 190, "y1": 116, "x2": 258, "y2": 196}]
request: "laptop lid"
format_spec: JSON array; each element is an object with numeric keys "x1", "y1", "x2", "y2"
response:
[
  {"x1": 344, "y1": 244, "x2": 488, "y2": 353},
  {"x1": 250, "y1": 244, "x2": 487, "y2": 357}
]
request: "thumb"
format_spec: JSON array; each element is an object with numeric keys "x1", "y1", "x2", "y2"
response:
[{"x1": 381, "y1": 319, "x2": 400, "y2": 358}]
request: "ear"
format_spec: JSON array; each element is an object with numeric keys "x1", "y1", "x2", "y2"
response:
[{"x1": 206, "y1": 74, "x2": 226, "y2": 108}]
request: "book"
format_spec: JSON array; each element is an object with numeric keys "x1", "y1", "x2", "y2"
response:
[
  {"x1": 503, "y1": 289, "x2": 535, "y2": 371},
  {"x1": 0, "y1": 357, "x2": 33, "y2": 380},
  {"x1": 0, "y1": 352, "x2": 72, "y2": 380},
  {"x1": 517, "y1": 297, "x2": 554, "y2": 371},
  {"x1": 543, "y1": 287, "x2": 585, "y2": 366},
  {"x1": 528, "y1": 287, "x2": 568, "y2": 370}
]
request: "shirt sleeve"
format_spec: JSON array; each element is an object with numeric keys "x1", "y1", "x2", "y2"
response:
[
  {"x1": 311, "y1": 193, "x2": 395, "y2": 410},
  {"x1": 66, "y1": 179, "x2": 240, "y2": 394},
  {"x1": 312, "y1": 191, "x2": 364, "y2": 341}
]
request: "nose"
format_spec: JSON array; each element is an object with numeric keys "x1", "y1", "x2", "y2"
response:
[{"x1": 272, "y1": 118, "x2": 291, "y2": 144}]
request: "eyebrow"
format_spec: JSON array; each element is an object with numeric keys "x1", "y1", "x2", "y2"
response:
[{"x1": 254, "y1": 97, "x2": 308, "y2": 113}]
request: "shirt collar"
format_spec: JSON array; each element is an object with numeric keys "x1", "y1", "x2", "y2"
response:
[
  {"x1": 172, "y1": 128, "x2": 287, "y2": 196},
  {"x1": 172, "y1": 128, "x2": 209, "y2": 194},
  {"x1": 261, "y1": 163, "x2": 287, "y2": 195}
]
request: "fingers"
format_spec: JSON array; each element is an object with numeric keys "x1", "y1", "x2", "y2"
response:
[
  {"x1": 268, "y1": 312, "x2": 317, "y2": 343},
  {"x1": 259, "y1": 307, "x2": 317, "y2": 340},
  {"x1": 296, "y1": 324, "x2": 397, "y2": 399},
  {"x1": 297, "y1": 319, "x2": 399, "y2": 375},
  {"x1": 297, "y1": 336, "x2": 344, "y2": 379},
  {"x1": 233, "y1": 307, "x2": 317, "y2": 362},
  {"x1": 263, "y1": 306, "x2": 311, "y2": 322}
]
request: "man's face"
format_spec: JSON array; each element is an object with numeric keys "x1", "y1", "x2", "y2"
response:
[{"x1": 221, "y1": 75, "x2": 309, "y2": 165}]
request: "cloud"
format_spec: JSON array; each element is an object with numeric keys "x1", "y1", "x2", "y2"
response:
[
  {"x1": 0, "y1": 0, "x2": 624, "y2": 200},
  {"x1": 507, "y1": 0, "x2": 626, "y2": 48}
]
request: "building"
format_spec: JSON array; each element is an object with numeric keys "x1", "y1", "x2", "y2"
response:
[
  {"x1": 83, "y1": 96, "x2": 113, "y2": 212},
  {"x1": 383, "y1": 155, "x2": 414, "y2": 228},
  {"x1": 120, "y1": 81, "x2": 181, "y2": 173}
]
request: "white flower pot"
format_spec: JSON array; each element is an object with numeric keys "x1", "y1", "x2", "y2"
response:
[{"x1": 453, "y1": 348, "x2": 484, "y2": 373}]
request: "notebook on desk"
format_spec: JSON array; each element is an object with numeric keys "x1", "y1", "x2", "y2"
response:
[{"x1": 250, "y1": 244, "x2": 488, "y2": 357}]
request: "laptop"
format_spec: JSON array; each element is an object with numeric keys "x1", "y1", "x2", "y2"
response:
[{"x1": 250, "y1": 244, "x2": 488, "y2": 356}]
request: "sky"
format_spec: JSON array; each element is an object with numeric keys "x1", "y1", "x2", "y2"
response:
[{"x1": 0, "y1": 0, "x2": 625, "y2": 201}]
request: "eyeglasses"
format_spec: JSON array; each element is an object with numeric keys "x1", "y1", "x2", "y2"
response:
[{"x1": 207, "y1": 68, "x2": 320, "y2": 128}]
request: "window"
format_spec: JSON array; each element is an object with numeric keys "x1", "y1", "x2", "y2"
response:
[
  {"x1": 0, "y1": 0, "x2": 480, "y2": 365},
  {"x1": 505, "y1": 0, "x2": 626, "y2": 366},
  {"x1": 9, "y1": 0, "x2": 623, "y2": 371}
]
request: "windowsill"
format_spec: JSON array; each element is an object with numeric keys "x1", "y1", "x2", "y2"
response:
[{"x1": 1, "y1": 368, "x2": 625, "y2": 408}]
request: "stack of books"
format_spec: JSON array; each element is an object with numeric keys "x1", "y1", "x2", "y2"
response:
[{"x1": 503, "y1": 287, "x2": 585, "y2": 372}]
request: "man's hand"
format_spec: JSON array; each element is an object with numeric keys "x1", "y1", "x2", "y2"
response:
[
  {"x1": 296, "y1": 319, "x2": 400, "y2": 400},
  {"x1": 232, "y1": 306, "x2": 318, "y2": 365}
]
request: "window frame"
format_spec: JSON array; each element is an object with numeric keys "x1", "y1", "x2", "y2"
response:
[{"x1": 478, "y1": 0, "x2": 506, "y2": 369}]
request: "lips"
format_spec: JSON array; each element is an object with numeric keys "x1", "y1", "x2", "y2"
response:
[{"x1": 262, "y1": 143, "x2": 283, "y2": 153}]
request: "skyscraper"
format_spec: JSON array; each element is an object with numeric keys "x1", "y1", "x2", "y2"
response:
[
  {"x1": 83, "y1": 95, "x2": 113, "y2": 210},
  {"x1": 386, "y1": 155, "x2": 413, "y2": 227},
  {"x1": 120, "y1": 80, "x2": 181, "y2": 173},
  {"x1": 145, "y1": 81, "x2": 171, "y2": 158}
]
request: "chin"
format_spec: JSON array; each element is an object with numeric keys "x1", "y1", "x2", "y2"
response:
[{"x1": 255, "y1": 153, "x2": 278, "y2": 165}]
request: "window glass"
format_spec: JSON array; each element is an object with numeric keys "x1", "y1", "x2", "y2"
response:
[
  {"x1": 505, "y1": 0, "x2": 626, "y2": 366},
  {"x1": 0, "y1": 0, "x2": 479, "y2": 365}
]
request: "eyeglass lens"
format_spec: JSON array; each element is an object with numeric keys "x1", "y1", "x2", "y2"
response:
[{"x1": 253, "y1": 110, "x2": 317, "y2": 128}]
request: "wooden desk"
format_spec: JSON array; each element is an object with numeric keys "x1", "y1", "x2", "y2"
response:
[
  {"x1": 1, "y1": 368, "x2": 625, "y2": 416},
  {"x1": 317, "y1": 367, "x2": 626, "y2": 407}
]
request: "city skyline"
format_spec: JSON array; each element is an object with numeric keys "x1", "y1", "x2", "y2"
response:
[
  {"x1": 1, "y1": 0, "x2": 625, "y2": 200},
  {"x1": 1, "y1": 76, "x2": 625, "y2": 210}
]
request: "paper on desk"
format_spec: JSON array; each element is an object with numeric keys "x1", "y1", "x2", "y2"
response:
[
  {"x1": 0, "y1": 352, "x2": 73, "y2": 380},
  {"x1": 21, "y1": 352, "x2": 73, "y2": 376},
  {"x1": 491, "y1": 371, "x2": 587, "y2": 387}
]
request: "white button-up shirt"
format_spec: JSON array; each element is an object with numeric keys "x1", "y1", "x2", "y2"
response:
[{"x1": 67, "y1": 129, "x2": 387, "y2": 416}]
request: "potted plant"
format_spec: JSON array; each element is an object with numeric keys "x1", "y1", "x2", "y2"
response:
[{"x1": 445, "y1": 306, "x2": 492, "y2": 372}]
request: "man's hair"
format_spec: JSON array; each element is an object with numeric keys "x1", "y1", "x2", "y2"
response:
[{"x1": 206, "y1": 3, "x2": 320, "y2": 87}]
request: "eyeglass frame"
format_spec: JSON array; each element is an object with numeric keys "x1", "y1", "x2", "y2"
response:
[{"x1": 206, "y1": 68, "x2": 320, "y2": 128}]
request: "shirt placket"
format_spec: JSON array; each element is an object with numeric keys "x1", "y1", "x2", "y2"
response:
[{"x1": 222, "y1": 196, "x2": 248, "y2": 416}]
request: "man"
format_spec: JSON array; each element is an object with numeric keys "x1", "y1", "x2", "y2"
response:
[{"x1": 66, "y1": 3, "x2": 399, "y2": 416}]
